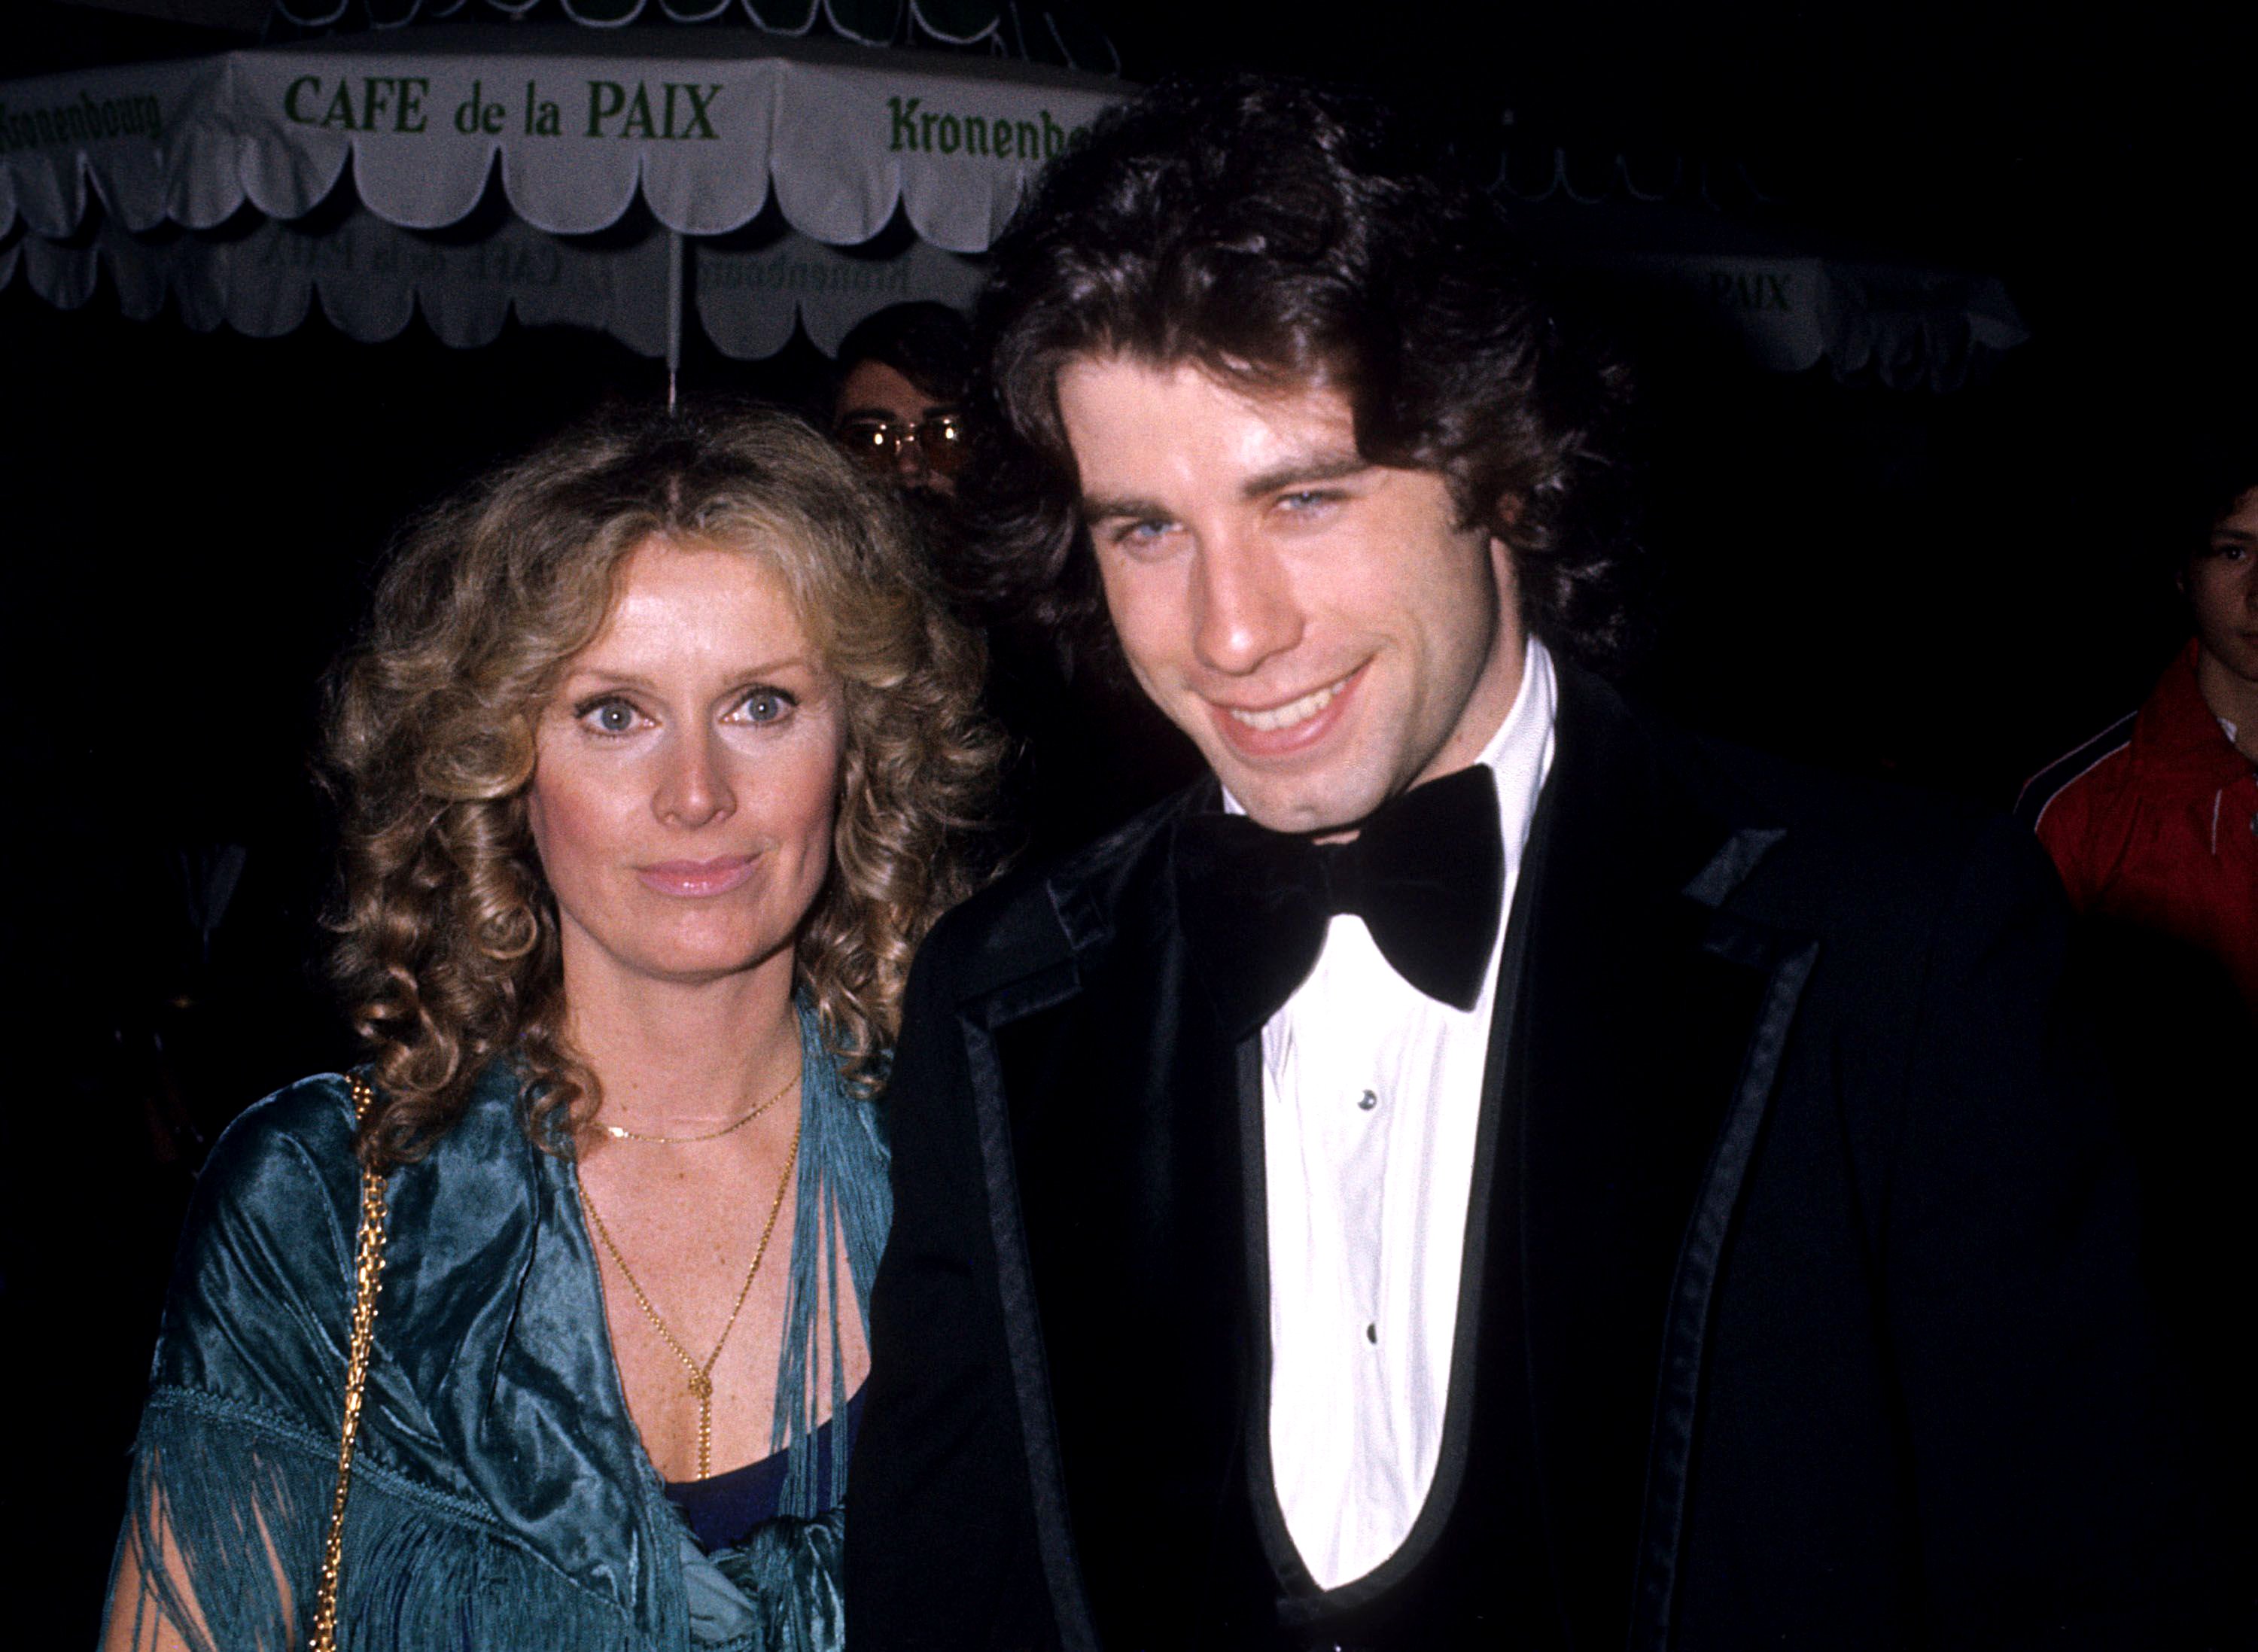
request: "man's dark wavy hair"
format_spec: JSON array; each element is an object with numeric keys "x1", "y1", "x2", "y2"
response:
[{"x1": 961, "y1": 74, "x2": 1642, "y2": 676}]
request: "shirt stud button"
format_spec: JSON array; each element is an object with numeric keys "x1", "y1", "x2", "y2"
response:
[{"x1": 1358, "y1": 1089, "x2": 1378, "y2": 1111}]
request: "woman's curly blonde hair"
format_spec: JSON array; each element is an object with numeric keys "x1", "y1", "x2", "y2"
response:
[{"x1": 326, "y1": 400, "x2": 1002, "y2": 1170}]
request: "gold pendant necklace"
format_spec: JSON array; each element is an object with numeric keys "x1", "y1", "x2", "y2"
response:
[
  {"x1": 597, "y1": 1066, "x2": 798, "y2": 1144},
  {"x1": 579, "y1": 1110, "x2": 802, "y2": 1480}
]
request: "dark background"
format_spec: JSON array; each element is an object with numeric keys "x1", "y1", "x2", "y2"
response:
[{"x1": 5, "y1": 0, "x2": 2253, "y2": 1638}]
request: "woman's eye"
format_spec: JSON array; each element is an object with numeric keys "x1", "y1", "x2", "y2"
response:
[
  {"x1": 736, "y1": 689, "x2": 795, "y2": 726},
  {"x1": 577, "y1": 698, "x2": 641, "y2": 735}
]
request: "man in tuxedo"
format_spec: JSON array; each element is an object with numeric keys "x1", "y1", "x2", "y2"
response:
[{"x1": 845, "y1": 78, "x2": 2225, "y2": 1650}]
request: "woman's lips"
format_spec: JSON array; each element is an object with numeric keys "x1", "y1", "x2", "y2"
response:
[
  {"x1": 636, "y1": 856, "x2": 758, "y2": 897},
  {"x1": 1207, "y1": 664, "x2": 1365, "y2": 760}
]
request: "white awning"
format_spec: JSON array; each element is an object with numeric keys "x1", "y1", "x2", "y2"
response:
[
  {"x1": 2, "y1": 31, "x2": 2025, "y2": 389},
  {"x1": 8, "y1": 202, "x2": 984, "y2": 357},
  {"x1": 0, "y1": 26, "x2": 1123, "y2": 248}
]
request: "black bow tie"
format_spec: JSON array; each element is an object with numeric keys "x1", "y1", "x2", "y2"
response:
[{"x1": 1173, "y1": 765, "x2": 1507, "y2": 1040}]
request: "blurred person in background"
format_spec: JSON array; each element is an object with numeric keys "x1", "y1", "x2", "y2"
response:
[
  {"x1": 829, "y1": 301, "x2": 975, "y2": 502},
  {"x1": 2018, "y1": 458, "x2": 2258, "y2": 1011},
  {"x1": 2017, "y1": 453, "x2": 2258, "y2": 1581},
  {"x1": 100, "y1": 403, "x2": 997, "y2": 1652}
]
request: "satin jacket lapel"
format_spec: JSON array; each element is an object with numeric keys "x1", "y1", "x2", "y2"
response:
[
  {"x1": 376, "y1": 1068, "x2": 668, "y2": 1626},
  {"x1": 956, "y1": 789, "x2": 1270, "y2": 1650},
  {"x1": 1511, "y1": 669, "x2": 1816, "y2": 1652}
]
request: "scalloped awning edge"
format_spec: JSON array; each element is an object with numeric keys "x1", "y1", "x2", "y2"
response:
[{"x1": 0, "y1": 34, "x2": 1124, "y2": 244}]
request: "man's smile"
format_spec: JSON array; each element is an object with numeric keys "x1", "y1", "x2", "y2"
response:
[
  {"x1": 1220, "y1": 668, "x2": 1363, "y2": 732},
  {"x1": 1207, "y1": 663, "x2": 1370, "y2": 762}
]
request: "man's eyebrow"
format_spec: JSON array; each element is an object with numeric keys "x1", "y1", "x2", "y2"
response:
[
  {"x1": 2211, "y1": 526, "x2": 2257, "y2": 543},
  {"x1": 1080, "y1": 454, "x2": 1374, "y2": 523},
  {"x1": 1238, "y1": 452, "x2": 1374, "y2": 500},
  {"x1": 1081, "y1": 491, "x2": 1171, "y2": 524}
]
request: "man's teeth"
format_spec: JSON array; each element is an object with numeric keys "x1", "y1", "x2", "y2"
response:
[{"x1": 1230, "y1": 677, "x2": 1347, "y2": 732}]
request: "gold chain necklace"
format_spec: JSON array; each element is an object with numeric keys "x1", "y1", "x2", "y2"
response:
[
  {"x1": 579, "y1": 1112, "x2": 802, "y2": 1480},
  {"x1": 597, "y1": 1066, "x2": 798, "y2": 1145}
]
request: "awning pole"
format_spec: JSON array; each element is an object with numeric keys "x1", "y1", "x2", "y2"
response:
[{"x1": 665, "y1": 230, "x2": 685, "y2": 412}]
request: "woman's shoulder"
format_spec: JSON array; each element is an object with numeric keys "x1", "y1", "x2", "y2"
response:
[
  {"x1": 204, "y1": 1062, "x2": 531, "y2": 1191},
  {"x1": 217, "y1": 1069, "x2": 361, "y2": 1142},
  {"x1": 154, "y1": 1067, "x2": 534, "y2": 1396},
  {"x1": 195, "y1": 1073, "x2": 365, "y2": 1231},
  {"x1": 149, "y1": 1075, "x2": 370, "y2": 1414}
]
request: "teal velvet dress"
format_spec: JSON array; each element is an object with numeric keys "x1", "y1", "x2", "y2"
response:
[{"x1": 102, "y1": 1007, "x2": 890, "y2": 1652}]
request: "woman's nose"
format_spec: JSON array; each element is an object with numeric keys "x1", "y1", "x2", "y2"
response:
[{"x1": 655, "y1": 728, "x2": 735, "y2": 826}]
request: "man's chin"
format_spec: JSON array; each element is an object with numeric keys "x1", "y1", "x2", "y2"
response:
[{"x1": 1220, "y1": 768, "x2": 1391, "y2": 838}]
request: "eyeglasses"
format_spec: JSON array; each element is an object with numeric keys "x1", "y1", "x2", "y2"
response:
[{"x1": 833, "y1": 412, "x2": 971, "y2": 478}]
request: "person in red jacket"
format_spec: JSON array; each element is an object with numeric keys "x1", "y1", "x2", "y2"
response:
[{"x1": 2018, "y1": 478, "x2": 2258, "y2": 1011}]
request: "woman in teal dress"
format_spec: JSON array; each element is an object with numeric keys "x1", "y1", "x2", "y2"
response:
[{"x1": 100, "y1": 404, "x2": 1000, "y2": 1652}]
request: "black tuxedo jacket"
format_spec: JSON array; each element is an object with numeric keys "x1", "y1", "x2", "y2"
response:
[{"x1": 847, "y1": 665, "x2": 2225, "y2": 1650}]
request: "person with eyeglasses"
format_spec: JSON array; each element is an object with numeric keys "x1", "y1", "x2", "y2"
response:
[{"x1": 829, "y1": 302, "x2": 975, "y2": 499}]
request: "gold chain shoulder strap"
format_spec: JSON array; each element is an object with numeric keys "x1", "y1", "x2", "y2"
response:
[{"x1": 309, "y1": 1075, "x2": 390, "y2": 1652}]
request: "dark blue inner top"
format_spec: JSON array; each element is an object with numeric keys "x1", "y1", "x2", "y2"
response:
[{"x1": 664, "y1": 1385, "x2": 866, "y2": 1551}]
